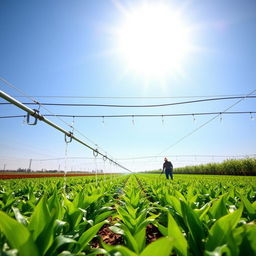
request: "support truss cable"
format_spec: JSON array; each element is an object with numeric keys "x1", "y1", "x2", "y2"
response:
[
  {"x1": 0, "y1": 89, "x2": 132, "y2": 173},
  {"x1": 32, "y1": 157, "x2": 95, "y2": 161},
  {"x1": 0, "y1": 77, "x2": 111, "y2": 158},
  {"x1": 29, "y1": 154, "x2": 255, "y2": 162},
  {"x1": 0, "y1": 111, "x2": 255, "y2": 119},
  {"x1": 1, "y1": 96, "x2": 256, "y2": 108},
  {"x1": 158, "y1": 88, "x2": 256, "y2": 155},
  {"x1": 116, "y1": 154, "x2": 256, "y2": 160},
  {"x1": 8, "y1": 94, "x2": 256, "y2": 99}
]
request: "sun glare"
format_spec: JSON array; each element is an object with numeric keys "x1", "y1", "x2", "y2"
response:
[{"x1": 116, "y1": 3, "x2": 191, "y2": 78}]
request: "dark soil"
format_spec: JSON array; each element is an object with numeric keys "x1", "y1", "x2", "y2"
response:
[
  {"x1": 91, "y1": 224, "x2": 124, "y2": 248},
  {"x1": 146, "y1": 224, "x2": 163, "y2": 244}
]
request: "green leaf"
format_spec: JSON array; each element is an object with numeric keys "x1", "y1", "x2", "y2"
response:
[
  {"x1": 102, "y1": 244, "x2": 137, "y2": 256},
  {"x1": 194, "y1": 202, "x2": 211, "y2": 221},
  {"x1": 205, "y1": 244, "x2": 231, "y2": 256},
  {"x1": 109, "y1": 225, "x2": 125, "y2": 235},
  {"x1": 28, "y1": 195, "x2": 51, "y2": 240},
  {"x1": 63, "y1": 196, "x2": 83, "y2": 229},
  {"x1": 28, "y1": 187, "x2": 37, "y2": 204},
  {"x1": 240, "y1": 194, "x2": 256, "y2": 220},
  {"x1": 209, "y1": 194, "x2": 229, "y2": 220},
  {"x1": 166, "y1": 196, "x2": 182, "y2": 215},
  {"x1": 186, "y1": 185, "x2": 195, "y2": 201},
  {"x1": 116, "y1": 206, "x2": 135, "y2": 231},
  {"x1": 63, "y1": 195, "x2": 76, "y2": 214},
  {"x1": 0, "y1": 211, "x2": 39, "y2": 256},
  {"x1": 57, "y1": 251, "x2": 80, "y2": 256},
  {"x1": 36, "y1": 212, "x2": 56, "y2": 255},
  {"x1": 134, "y1": 211, "x2": 153, "y2": 233},
  {"x1": 139, "y1": 237, "x2": 173, "y2": 256},
  {"x1": 175, "y1": 190, "x2": 186, "y2": 202},
  {"x1": 180, "y1": 200, "x2": 205, "y2": 256},
  {"x1": 135, "y1": 218, "x2": 152, "y2": 234},
  {"x1": 134, "y1": 227, "x2": 146, "y2": 253},
  {"x1": 206, "y1": 207, "x2": 243, "y2": 251},
  {"x1": 55, "y1": 219, "x2": 70, "y2": 235},
  {"x1": 125, "y1": 202, "x2": 138, "y2": 219},
  {"x1": 27, "y1": 195, "x2": 57, "y2": 254},
  {"x1": 189, "y1": 194, "x2": 198, "y2": 207},
  {"x1": 167, "y1": 213, "x2": 188, "y2": 256},
  {"x1": 155, "y1": 222, "x2": 168, "y2": 236},
  {"x1": 146, "y1": 213, "x2": 160, "y2": 221},
  {"x1": 86, "y1": 248, "x2": 108, "y2": 256},
  {"x1": 115, "y1": 246, "x2": 137, "y2": 256},
  {"x1": 3, "y1": 194, "x2": 16, "y2": 210},
  {"x1": 121, "y1": 225, "x2": 139, "y2": 253},
  {"x1": 241, "y1": 226, "x2": 256, "y2": 256},
  {"x1": 77, "y1": 220, "x2": 107, "y2": 252},
  {"x1": 95, "y1": 210, "x2": 113, "y2": 224},
  {"x1": 48, "y1": 235, "x2": 78, "y2": 256},
  {"x1": 48, "y1": 191, "x2": 64, "y2": 219},
  {"x1": 83, "y1": 194, "x2": 103, "y2": 209},
  {"x1": 233, "y1": 223, "x2": 256, "y2": 256},
  {"x1": 72, "y1": 190, "x2": 85, "y2": 209}
]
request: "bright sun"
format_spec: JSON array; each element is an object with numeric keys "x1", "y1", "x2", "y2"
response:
[{"x1": 116, "y1": 3, "x2": 191, "y2": 78}]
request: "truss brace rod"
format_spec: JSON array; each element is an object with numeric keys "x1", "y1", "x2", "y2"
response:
[{"x1": 0, "y1": 89, "x2": 132, "y2": 173}]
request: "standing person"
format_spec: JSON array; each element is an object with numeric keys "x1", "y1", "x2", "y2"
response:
[{"x1": 162, "y1": 157, "x2": 173, "y2": 180}]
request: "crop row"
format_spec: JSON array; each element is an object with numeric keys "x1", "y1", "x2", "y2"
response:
[{"x1": 0, "y1": 174, "x2": 256, "y2": 255}]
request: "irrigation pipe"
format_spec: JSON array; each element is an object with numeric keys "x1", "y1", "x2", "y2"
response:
[
  {"x1": 1, "y1": 95, "x2": 256, "y2": 108},
  {"x1": 0, "y1": 111, "x2": 255, "y2": 119},
  {"x1": 0, "y1": 89, "x2": 132, "y2": 173}
]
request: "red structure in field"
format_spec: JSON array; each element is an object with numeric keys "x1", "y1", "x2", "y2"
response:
[{"x1": 0, "y1": 172, "x2": 108, "y2": 179}]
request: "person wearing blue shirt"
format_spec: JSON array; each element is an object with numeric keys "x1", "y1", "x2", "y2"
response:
[{"x1": 162, "y1": 157, "x2": 173, "y2": 180}]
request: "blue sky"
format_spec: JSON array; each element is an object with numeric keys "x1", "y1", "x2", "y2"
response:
[{"x1": 0, "y1": 0, "x2": 255, "y2": 172}]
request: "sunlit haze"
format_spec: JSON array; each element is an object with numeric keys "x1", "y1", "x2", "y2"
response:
[
  {"x1": 116, "y1": 3, "x2": 191, "y2": 78},
  {"x1": 0, "y1": 0, "x2": 256, "y2": 173}
]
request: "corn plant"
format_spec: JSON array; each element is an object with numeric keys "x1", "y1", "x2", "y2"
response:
[{"x1": 0, "y1": 174, "x2": 255, "y2": 255}]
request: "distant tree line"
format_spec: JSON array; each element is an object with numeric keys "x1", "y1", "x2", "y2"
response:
[{"x1": 145, "y1": 158, "x2": 256, "y2": 176}]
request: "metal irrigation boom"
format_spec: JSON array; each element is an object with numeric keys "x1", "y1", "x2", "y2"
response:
[{"x1": 0, "y1": 89, "x2": 132, "y2": 173}]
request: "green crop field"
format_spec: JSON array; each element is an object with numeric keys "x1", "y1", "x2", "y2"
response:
[{"x1": 0, "y1": 174, "x2": 256, "y2": 256}]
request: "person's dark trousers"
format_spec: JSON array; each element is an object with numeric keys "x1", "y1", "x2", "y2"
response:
[{"x1": 165, "y1": 169, "x2": 173, "y2": 180}]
